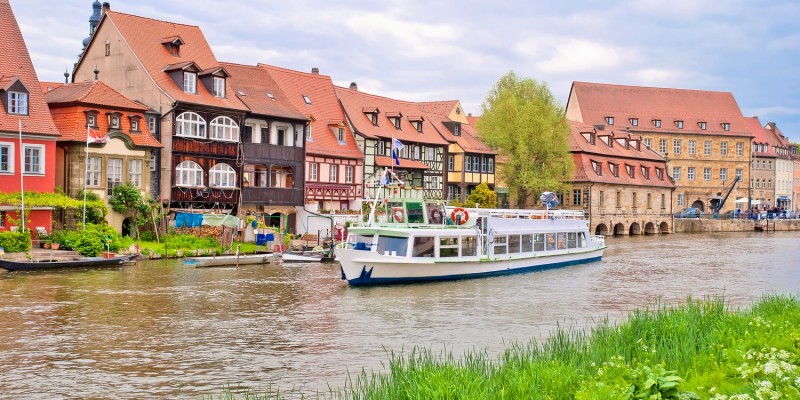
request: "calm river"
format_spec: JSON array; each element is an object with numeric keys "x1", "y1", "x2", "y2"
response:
[{"x1": 1, "y1": 231, "x2": 799, "y2": 398}]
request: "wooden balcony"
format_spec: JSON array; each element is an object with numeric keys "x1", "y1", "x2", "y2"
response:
[
  {"x1": 241, "y1": 186, "x2": 304, "y2": 206},
  {"x1": 172, "y1": 137, "x2": 239, "y2": 158},
  {"x1": 243, "y1": 143, "x2": 305, "y2": 163},
  {"x1": 171, "y1": 187, "x2": 239, "y2": 205}
]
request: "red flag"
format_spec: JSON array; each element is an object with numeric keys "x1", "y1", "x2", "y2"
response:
[{"x1": 87, "y1": 126, "x2": 107, "y2": 144}]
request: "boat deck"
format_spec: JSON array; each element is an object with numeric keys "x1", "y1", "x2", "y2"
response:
[{"x1": 0, "y1": 248, "x2": 84, "y2": 262}]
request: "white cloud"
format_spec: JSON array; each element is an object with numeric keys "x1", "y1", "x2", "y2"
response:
[
  {"x1": 746, "y1": 106, "x2": 800, "y2": 117},
  {"x1": 627, "y1": 68, "x2": 690, "y2": 86},
  {"x1": 533, "y1": 39, "x2": 633, "y2": 74}
]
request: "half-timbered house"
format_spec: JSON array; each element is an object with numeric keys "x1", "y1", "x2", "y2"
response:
[
  {"x1": 73, "y1": 7, "x2": 248, "y2": 216},
  {"x1": 262, "y1": 66, "x2": 364, "y2": 213},
  {"x1": 335, "y1": 85, "x2": 448, "y2": 200}
]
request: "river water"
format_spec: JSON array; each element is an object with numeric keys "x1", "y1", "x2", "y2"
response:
[{"x1": 1, "y1": 231, "x2": 798, "y2": 398}]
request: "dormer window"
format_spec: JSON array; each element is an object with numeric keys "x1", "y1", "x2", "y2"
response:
[
  {"x1": 386, "y1": 112, "x2": 402, "y2": 129},
  {"x1": 626, "y1": 164, "x2": 634, "y2": 178},
  {"x1": 108, "y1": 113, "x2": 122, "y2": 130},
  {"x1": 162, "y1": 36, "x2": 184, "y2": 57},
  {"x1": 337, "y1": 127, "x2": 345, "y2": 143},
  {"x1": 606, "y1": 116, "x2": 614, "y2": 125},
  {"x1": 183, "y1": 72, "x2": 197, "y2": 94},
  {"x1": 87, "y1": 115, "x2": 96, "y2": 127},
  {"x1": 213, "y1": 77, "x2": 225, "y2": 98},
  {"x1": 721, "y1": 122, "x2": 730, "y2": 131},
  {"x1": 7, "y1": 91, "x2": 28, "y2": 115},
  {"x1": 675, "y1": 120, "x2": 683, "y2": 129},
  {"x1": 591, "y1": 160, "x2": 602, "y2": 176},
  {"x1": 630, "y1": 118, "x2": 638, "y2": 126},
  {"x1": 641, "y1": 166, "x2": 650, "y2": 179},
  {"x1": 302, "y1": 95, "x2": 311, "y2": 105},
  {"x1": 609, "y1": 162, "x2": 619, "y2": 177},
  {"x1": 655, "y1": 168, "x2": 663, "y2": 180},
  {"x1": 129, "y1": 116, "x2": 142, "y2": 132},
  {"x1": 653, "y1": 119, "x2": 661, "y2": 128},
  {"x1": 408, "y1": 116, "x2": 425, "y2": 133},
  {"x1": 699, "y1": 121, "x2": 707, "y2": 130}
]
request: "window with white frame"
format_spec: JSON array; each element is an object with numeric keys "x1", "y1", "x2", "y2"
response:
[
  {"x1": 86, "y1": 156, "x2": 101, "y2": 186},
  {"x1": 606, "y1": 116, "x2": 614, "y2": 125},
  {"x1": 720, "y1": 141, "x2": 728, "y2": 155},
  {"x1": 591, "y1": 160, "x2": 601, "y2": 175},
  {"x1": 659, "y1": 139, "x2": 667, "y2": 154},
  {"x1": 213, "y1": 76, "x2": 225, "y2": 98},
  {"x1": 673, "y1": 139, "x2": 681, "y2": 155},
  {"x1": 720, "y1": 168, "x2": 727, "y2": 181},
  {"x1": 329, "y1": 165, "x2": 338, "y2": 182},
  {"x1": 209, "y1": 116, "x2": 239, "y2": 142},
  {"x1": 687, "y1": 167, "x2": 695, "y2": 180},
  {"x1": 630, "y1": 118, "x2": 638, "y2": 126},
  {"x1": 129, "y1": 159, "x2": 143, "y2": 187},
  {"x1": 703, "y1": 167, "x2": 711, "y2": 181},
  {"x1": 735, "y1": 142, "x2": 743, "y2": 157},
  {"x1": 413, "y1": 146, "x2": 421, "y2": 160},
  {"x1": 23, "y1": 144, "x2": 44, "y2": 174},
  {"x1": 176, "y1": 160, "x2": 204, "y2": 187},
  {"x1": 609, "y1": 162, "x2": 619, "y2": 177},
  {"x1": 148, "y1": 117, "x2": 157, "y2": 133},
  {"x1": 464, "y1": 155, "x2": 471, "y2": 172},
  {"x1": 107, "y1": 158, "x2": 123, "y2": 193},
  {"x1": 447, "y1": 155, "x2": 454, "y2": 171},
  {"x1": 150, "y1": 153, "x2": 157, "y2": 172},
  {"x1": 699, "y1": 121, "x2": 707, "y2": 130},
  {"x1": 8, "y1": 91, "x2": 28, "y2": 115},
  {"x1": 676, "y1": 120, "x2": 683, "y2": 129},
  {"x1": 672, "y1": 166, "x2": 681, "y2": 180},
  {"x1": 130, "y1": 118, "x2": 139, "y2": 132},
  {"x1": 488, "y1": 158, "x2": 494, "y2": 173},
  {"x1": 688, "y1": 140, "x2": 696, "y2": 154},
  {"x1": 678, "y1": 194, "x2": 684, "y2": 206},
  {"x1": 176, "y1": 112, "x2": 206, "y2": 138},
  {"x1": 110, "y1": 115, "x2": 120, "y2": 129},
  {"x1": 345, "y1": 165, "x2": 354, "y2": 183},
  {"x1": 653, "y1": 119, "x2": 662, "y2": 128},
  {"x1": 309, "y1": 163, "x2": 318, "y2": 181},
  {"x1": 337, "y1": 127, "x2": 345, "y2": 143},
  {"x1": 209, "y1": 163, "x2": 236, "y2": 188},
  {"x1": 472, "y1": 156, "x2": 480, "y2": 172},
  {"x1": 735, "y1": 168, "x2": 742, "y2": 179},
  {"x1": 704, "y1": 141, "x2": 712, "y2": 155},
  {"x1": 183, "y1": 72, "x2": 197, "y2": 93},
  {"x1": 426, "y1": 147, "x2": 434, "y2": 161},
  {"x1": 643, "y1": 138, "x2": 652, "y2": 148},
  {"x1": 0, "y1": 143, "x2": 13, "y2": 173}
]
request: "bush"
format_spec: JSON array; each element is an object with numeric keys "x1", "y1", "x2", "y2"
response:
[{"x1": 0, "y1": 230, "x2": 31, "y2": 253}]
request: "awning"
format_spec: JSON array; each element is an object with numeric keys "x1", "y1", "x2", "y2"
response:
[
  {"x1": 375, "y1": 156, "x2": 429, "y2": 170},
  {"x1": 777, "y1": 196, "x2": 790, "y2": 201}
]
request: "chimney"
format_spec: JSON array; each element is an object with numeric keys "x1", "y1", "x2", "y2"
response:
[
  {"x1": 311, "y1": 67, "x2": 319, "y2": 75},
  {"x1": 102, "y1": 2, "x2": 110, "y2": 15},
  {"x1": 349, "y1": 82, "x2": 358, "y2": 91}
]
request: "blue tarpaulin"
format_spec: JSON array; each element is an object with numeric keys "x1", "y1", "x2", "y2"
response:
[{"x1": 175, "y1": 212, "x2": 203, "y2": 228}]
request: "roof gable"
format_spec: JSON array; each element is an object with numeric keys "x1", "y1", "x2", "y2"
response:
[{"x1": 44, "y1": 81, "x2": 149, "y2": 112}]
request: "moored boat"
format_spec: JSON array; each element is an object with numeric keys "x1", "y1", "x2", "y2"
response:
[
  {"x1": 0, "y1": 253, "x2": 139, "y2": 272},
  {"x1": 336, "y1": 196, "x2": 606, "y2": 286},
  {"x1": 183, "y1": 253, "x2": 277, "y2": 267}
]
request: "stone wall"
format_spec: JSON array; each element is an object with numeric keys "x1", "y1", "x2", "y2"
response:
[{"x1": 674, "y1": 218, "x2": 800, "y2": 233}]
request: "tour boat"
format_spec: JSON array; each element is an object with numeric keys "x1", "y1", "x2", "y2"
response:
[{"x1": 336, "y1": 197, "x2": 606, "y2": 286}]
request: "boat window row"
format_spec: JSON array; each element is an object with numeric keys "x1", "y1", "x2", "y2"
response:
[{"x1": 493, "y1": 232, "x2": 586, "y2": 255}]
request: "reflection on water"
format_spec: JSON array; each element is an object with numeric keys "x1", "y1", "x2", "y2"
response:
[{"x1": 1, "y1": 231, "x2": 798, "y2": 398}]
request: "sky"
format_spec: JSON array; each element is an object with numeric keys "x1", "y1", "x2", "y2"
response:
[{"x1": 11, "y1": 0, "x2": 800, "y2": 143}]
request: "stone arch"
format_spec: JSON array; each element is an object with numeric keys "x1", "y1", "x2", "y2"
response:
[
  {"x1": 691, "y1": 199, "x2": 705, "y2": 212},
  {"x1": 122, "y1": 217, "x2": 133, "y2": 237},
  {"x1": 613, "y1": 223, "x2": 626, "y2": 236},
  {"x1": 659, "y1": 221, "x2": 671, "y2": 233},
  {"x1": 629, "y1": 222, "x2": 641, "y2": 235},
  {"x1": 595, "y1": 223, "x2": 609, "y2": 236},
  {"x1": 644, "y1": 222, "x2": 657, "y2": 234}
]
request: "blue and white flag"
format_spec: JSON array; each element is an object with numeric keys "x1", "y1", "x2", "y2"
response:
[
  {"x1": 392, "y1": 149, "x2": 400, "y2": 165},
  {"x1": 381, "y1": 170, "x2": 390, "y2": 185},
  {"x1": 392, "y1": 138, "x2": 404, "y2": 150}
]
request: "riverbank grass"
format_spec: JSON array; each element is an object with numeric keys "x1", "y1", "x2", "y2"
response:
[{"x1": 336, "y1": 295, "x2": 800, "y2": 399}]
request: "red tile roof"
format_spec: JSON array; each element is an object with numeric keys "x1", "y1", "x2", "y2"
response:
[
  {"x1": 568, "y1": 120, "x2": 672, "y2": 188},
  {"x1": 40, "y1": 81, "x2": 64, "y2": 93},
  {"x1": 569, "y1": 81, "x2": 752, "y2": 138},
  {"x1": 260, "y1": 64, "x2": 363, "y2": 159},
  {"x1": 335, "y1": 87, "x2": 449, "y2": 146},
  {"x1": 45, "y1": 81, "x2": 161, "y2": 148},
  {"x1": 85, "y1": 10, "x2": 247, "y2": 111},
  {"x1": 423, "y1": 111, "x2": 495, "y2": 155},
  {"x1": 219, "y1": 62, "x2": 307, "y2": 121},
  {"x1": 0, "y1": 0, "x2": 59, "y2": 136}
]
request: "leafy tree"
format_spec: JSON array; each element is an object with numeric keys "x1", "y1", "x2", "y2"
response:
[
  {"x1": 464, "y1": 182, "x2": 497, "y2": 208},
  {"x1": 75, "y1": 190, "x2": 106, "y2": 225},
  {"x1": 109, "y1": 182, "x2": 151, "y2": 238},
  {"x1": 477, "y1": 71, "x2": 573, "y2": 208}
]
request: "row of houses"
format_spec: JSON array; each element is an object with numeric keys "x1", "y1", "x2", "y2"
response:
[{"x1": 1, "y1": 0, "x2": 797, "y2": 239}]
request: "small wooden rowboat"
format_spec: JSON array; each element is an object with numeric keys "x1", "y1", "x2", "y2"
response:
[{"x1": 0, "y1": 253, "x2": 139, "y2": 272}]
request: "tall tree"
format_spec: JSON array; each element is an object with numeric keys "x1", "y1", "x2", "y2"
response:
[{"x1": 477, "y1": 71, "x2": 573, "y2": 208}]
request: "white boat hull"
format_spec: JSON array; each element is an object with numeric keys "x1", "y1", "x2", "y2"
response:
[
  {"x1": 336, "y1": 246, "x2": 605, "y2": 286},
  {"x1": 184, "y1": 254, "x2": 274, "y2": 267}
]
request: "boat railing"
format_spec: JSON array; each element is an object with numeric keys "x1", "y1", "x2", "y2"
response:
[{"x1": 448, "y1": 207, "x2": 585, "y2": 220}]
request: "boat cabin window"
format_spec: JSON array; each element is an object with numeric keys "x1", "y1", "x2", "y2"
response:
[
  {"x1": 347, "y1": 234, "x2": 374, "y2": 251},
  {"x1": 546, "y1": 233, "x2": 556, "y2": 251},
  {"x1": 407, "y1": 202, "x2": 424, "y2": 223},
  {"x1": 439, "y1": 237, "x2": 459, "y2": 257},
  {"x1": 534, "y1": 234, "x2": 545, "y2": 252},
  {"x1": 461, "y1": 236, "x2": 477, "y2": 256},
  {"x1": 557, "y1": 233, "x2": 567, "y2": 250},
  {"x1": 376, "y1": 236, "x2": 408, "y2": 256},
  {"x1": 578, "y1": 232, "x2": 586, "y2": 248},
  {"x1": 412, "y1": 236, "x2": 435, "y2": 257},
  {"x1": 493, "y1": 235, "x2": 507, "y2": 255},
  {"x1": 508, "y1": 234, "x2": 521, "y2": 253},
  {"x1": 567, "y1": 232, "x2": 577, "y2": 248},
  {"x1": 522, "y1": 234, "x2": 533, "y2": 252}
]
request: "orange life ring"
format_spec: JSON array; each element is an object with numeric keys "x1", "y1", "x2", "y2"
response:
[
  {"x1": 392, "y1": 207, "x2": 405, "y2": 223},
  {"x1": 430, "y1": 208, "x2": 444, "y2": 224},
  {"x1": 450, "y1": 207, "x2": 469, "y2": 225}
]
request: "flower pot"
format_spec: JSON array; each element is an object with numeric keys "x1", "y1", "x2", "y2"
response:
[
  {"x1": 102, "y1": 252, "x2": 115, "y2": 259},
  {"x1": 51, "y1": 243, "x2": 60, "y2": 250},
  {"x1": 43, "y1": 243, "x2": 51, "y2": 249}
]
